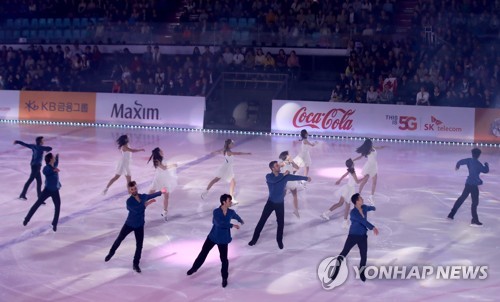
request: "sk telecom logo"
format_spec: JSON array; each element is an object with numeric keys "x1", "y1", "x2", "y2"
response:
[
  {"x1": 317, "y1": 256, "x2": 349, "y2": 290},
  {"x1": 431, "y1": 116, "x2": 443, "y2": 125}
]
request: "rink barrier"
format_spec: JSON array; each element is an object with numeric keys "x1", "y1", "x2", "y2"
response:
[
  {"x1": 272, "y1": 100, "x2": 500, "y2": 144},
  {"x1": 1, "y1": 90, "x2": 205, "y2": 129},
  {"x1": 1, "y1": 119, "x2": 498, "y2": 148}
]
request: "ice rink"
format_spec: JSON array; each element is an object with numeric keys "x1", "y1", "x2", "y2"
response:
[{"x1": 1, "y1": 122, "x2": 499, "y2": 302}]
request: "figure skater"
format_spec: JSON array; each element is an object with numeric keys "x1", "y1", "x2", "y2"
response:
[
  {"x1": 447, "y1": 148, "x2": 489, "y2": 227},
  {"x1": 104, "y1": 181, "x2": 165, "y2": 273},
  {"x1": 23, "y1": 153, "x2": 61, "y2": 232},
  {"x1": 201, "y1": 139, "x2": 251, "y2": 204},
  {"x1": 353, "y1": 138, "x2": 384, "y2": 204},
  {"x1": 187, "y1": 194, "x2": 244, "y2": 288},
  {"x1": 330, "y1": 193, "x2": 378, "y2": 282},
  {"x1": 14, "y1": 136, "x2": 52, "y2": 200},
  {"x1": 248, "y1": 161, "x2": 310, "y2": 249},
  {"x1": 321, "y1": 159, "x2": 367, "y2": 228},
  {"x1": 147, "y1": 147, "x2": 178, "y2": 221},
  {"x1": 279, "y1": 151, "x2": 301, "y2": 218},
  {"x1": 103, "y1": 135, "x2": 145, "y2": 194},
  {"x1": 294, "y1": 130, "x2": 318, "y2": 177}
]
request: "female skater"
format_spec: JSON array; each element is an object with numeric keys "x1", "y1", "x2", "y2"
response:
[
  {"x1": 201, "y1": 139, "x2": 251, "y2": 204},
  {"x1": 279, "y1": 151, "x2": 301, "y2": 218},
  {"x1": 147, "y1": 147, "x2": 178, "y2": 221},
  {"x1": 294, "y1": 130, "x2": 317, "y2": 177},
  {"x1": 103, "y1": 135, "x2": 145, "y2": 194},
  {"x1": 353, "y1": 138, "x2": 384, "y2": 204},
  {"x1": 321, "y1": 159, "x2": 366, "y2": 228}
]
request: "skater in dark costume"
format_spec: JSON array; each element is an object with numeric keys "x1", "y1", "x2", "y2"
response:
[
  {"x1": 447, "y1": 148, "x2": 489, "y2": 227},
  {"x1": 187, "y1": 194, "x2": 244, "y2": 288},
  {"x1": 14, "y1": 136, "x2": 52, "y2": 200}
]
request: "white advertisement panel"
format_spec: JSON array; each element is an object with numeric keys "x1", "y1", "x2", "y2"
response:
[
  {"x1": 0, "y1": 90, "x2": 20, "y2": 120},
  {"x1": 272, "y1": 100, "x2": 476, "y2": 142},
  {"x1": 96, "y1": 94, "x2": 205, "y2": 128}
]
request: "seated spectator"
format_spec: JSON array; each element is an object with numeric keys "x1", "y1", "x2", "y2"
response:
[
  {"x1": 263, "y1": 52, "x2": 276, "y2": 71},
  {"x1": 416, "y1": 86, "x2": 430, "y2": 106},
  {"x1": 430, "y1": 86, "x2": 444, "y2": 106},
  {"x1": 330, "y1": 83, "x2": 343, "y2": 102},
  {"x1": 232, "y1": 48, "x2": 245, "y2": 70},
  {"x1": 243, "y1": 48, "x2": 255, "y2": 71},
  {"x1": 254, "y1": 48, "x2": 266, "y2": 70},
  {"x1": 379, "y1": 85, "x2": 394, "y2": 104},
  {"x1": 366, "y1": 85, "x2": 379, "y2": 104},
  {"x1": 287, "y1": 50, "x2": 300, "y2": 79},
  {"x1": 275, "y1": 49, "x2": 287, "y2": 72}
]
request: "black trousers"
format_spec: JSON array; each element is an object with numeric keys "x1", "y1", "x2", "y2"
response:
[
  {"x1": 20, "y1": 164, "x2": 42, "y2": 198},
  {"x1": 449, "y1": 184, "x2": 480, "y2": 222},
  {"x1": 190, "y1": 236, "x2": 229, "y2": 279},
  {"x1": 108, "y1": 224, "x2": 144, "y2": 265},
  {"x1": 24, "y1": 188, "x2": 61, "y2": 227},
  {"x1": 250, "y1": 200, "x2": 285, "y2": 244},
  {"x1": 341, "y1": 234, "x2": 368, "y2": 277}
]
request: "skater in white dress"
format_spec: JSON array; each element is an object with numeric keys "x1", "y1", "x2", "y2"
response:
[
  {"x1": 353, "y1": 138, "x2": 384, "y2": 204},
  {"x1": 148, "y1": 147, "x2": 178, "y2": 221},
  {"x1": 279, "y1": 151, "x2": 301, "y2": 218},
  {"x1": 103, "y1": 135, "x2": 145, "y2": 194},
  {"x1": 294, "y1": 130, "x2": 317, "y2": 177},
  {"x1": 321, "y1": 159, "x2": 366, "y2": 228},
  {"x1": 201, "y1": 139, "x2": 251, "y2": 204}
]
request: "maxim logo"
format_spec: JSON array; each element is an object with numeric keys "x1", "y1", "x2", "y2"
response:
[{"x1": 111, "y1": 100, "x2": 159, "y2": 120}]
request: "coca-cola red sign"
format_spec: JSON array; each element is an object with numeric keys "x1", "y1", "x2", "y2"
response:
[{"x1": 292, "y1": 107, "x2": 355, "y2": 130}]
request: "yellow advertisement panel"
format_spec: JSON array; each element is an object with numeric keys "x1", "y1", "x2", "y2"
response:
[{"x1": 19, "y1": 91, "x2": 96, "y2": 123}]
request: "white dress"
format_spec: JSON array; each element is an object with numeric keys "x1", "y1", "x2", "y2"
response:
[
  {"x1": 215, "y1": 154, "x2": 234, "y2": 182},
  {"x1": 294, "y1": 140, "x2": 312, "y2": 167},
  {"x1": 362, "y1": 149, "x2": 378, "y2": 177},
  {"x1": 149, "y1": 160, "x2": 178, "y2": 192},
  {"x1": 115, "y1": 146, "x2": 132, "y2": 176},
  {"x1": 339, "y1": 172, "x2": 356, "y2": 200},
  {"x1": 281, "y1": 161, "x2": 299, "y2": 190}
]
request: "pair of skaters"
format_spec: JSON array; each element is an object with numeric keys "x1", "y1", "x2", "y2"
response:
[
  {"x1": 102, "y1": 135, "x2": 177, "y2": 221},
  {"x1": 104, "y1": 179, "x2": 243, "y2": 288},
  {"x1": 321, "y1": 139, "x2": 382, "y2": 228}
]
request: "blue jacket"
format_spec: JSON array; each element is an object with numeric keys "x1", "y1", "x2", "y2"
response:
[
  {"x1": 456, "y1": 158, "x2": 489, "y2": 186},
  {"x1": 266, "y1": 173, "x2": 308, "y2": 203},
  {"x1": 349, "y1": 205, "x2": 376, "y2": 236},
  {"x1": 125, "y1": 192, "x2": 162, "y2": 228},
  {"x1": 208, "y1": 207, "x2": 244, "y2": 244},
  {"x1": 43, "y1": 156, "x2": 61, "y2": 191},
  {"x1": 15, "y1": 140, "x2": 52, "y2": 166}
]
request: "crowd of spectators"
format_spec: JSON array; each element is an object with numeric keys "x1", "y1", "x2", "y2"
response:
[
  {"x1": 0, "y1": 43, "x2": 102, "y2": 91},
  {"x1": 0, "y1": 42, "x2": 302, "y2": 96},
  {"x1": 177, "y1": 0, "x2": 398, "y2": 47},
  {"x1": 0, "y1": 0, "x2": 173, "y2": 22},
  {"x1": 330, "y1": 0, "x2": 499, "y2": 108},
  {"x1": 108, "y1": 43, "x2": 301, "y2": 96},
  {"x1": 0, "y1": 0, "x2": 498, "y2": 108}
]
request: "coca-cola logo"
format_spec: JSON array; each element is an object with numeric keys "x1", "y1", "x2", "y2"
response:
[{"x1": 292, "y1": 107, "x2": 355, "y2": 130}]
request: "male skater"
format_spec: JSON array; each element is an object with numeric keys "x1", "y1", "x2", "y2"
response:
[
  {"x1": 248, "y1": 161, "x2": 310, "y2": 249},
  {"x1": 187, "y1": 194, "x2": 244, "y2": 288},
  {"x1": 23, "y1": 153, "x2": 61, "y2": 232},
  {"x1": 447, "y1": 148, "x2": 489, "y2": 227},
  {"x1": 14, "y1": 136, "x2": 52, "y2": 200},
  {"x1": 331, "y1": 193, "x2": 378, "y2": 282},
  {"x1": 104, "y1": 181, "x2": 165, "y2": 273}
]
